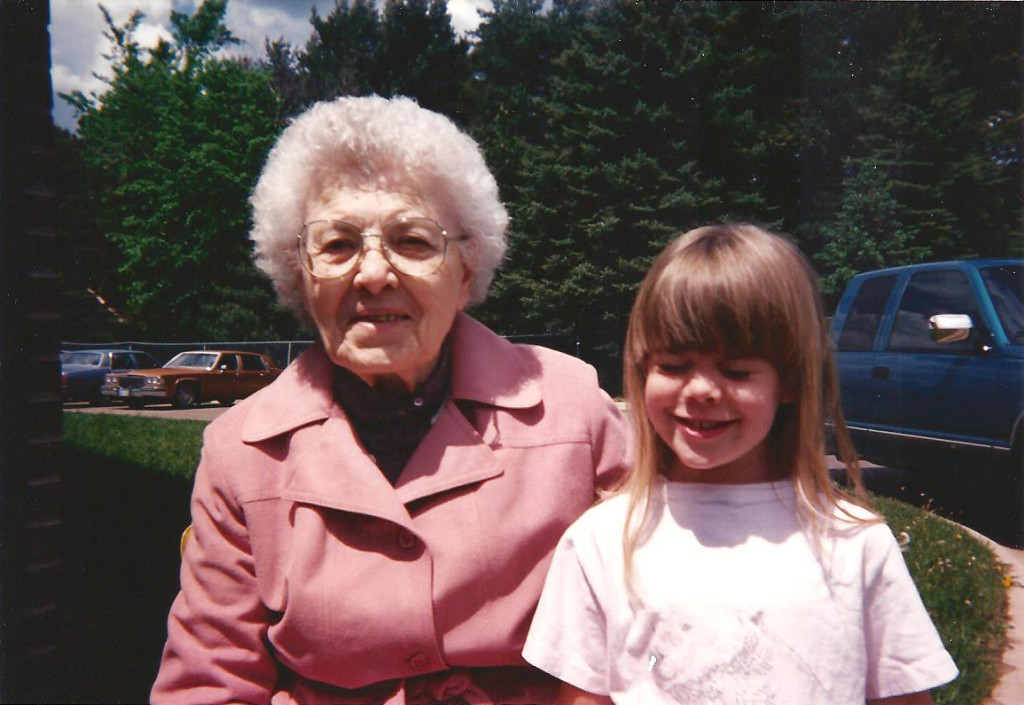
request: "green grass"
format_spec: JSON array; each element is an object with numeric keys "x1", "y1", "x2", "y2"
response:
[
  {"x1": 58, "y1": 412, "x2": 1010, "y2": 704},
  {"x1": 871, "y1": 494, "x2": 1010, "y2": 705},
  {"x1": 63, "y1": 412, "x2": 206, "y2": 479}
]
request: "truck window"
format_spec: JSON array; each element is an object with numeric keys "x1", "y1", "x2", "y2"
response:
[
  {"x1": 889, "y1": 270, "x2": 980, "y2": 353},
  {"x1": 838, "y1": 275, "x2": 897, "y2": 351},
  {"x1": 980, "y1": 264, "x2": 1024, "y2": 343}
]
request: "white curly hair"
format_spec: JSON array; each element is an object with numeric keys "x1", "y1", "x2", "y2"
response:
[{"x1": 250, "y1": 96, "x2": 508, "y2": 322}]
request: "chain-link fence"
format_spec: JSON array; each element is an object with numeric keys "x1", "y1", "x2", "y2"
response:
[
  {"x1": 62, "y1": 333, "x2": 581, "y2": 371},
  {"x1": 61, "y1": 340, "x2": 316, "y2": 369}
]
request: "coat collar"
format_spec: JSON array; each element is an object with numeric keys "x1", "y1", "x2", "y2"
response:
[
  {"x1": 274, "y1": 397, "x2": 508, "y2": 527},
  {"x1": 240, "y1": 313, "x2": 542, "y2": 444},
  {"x1": 239, "y1": 314, "x2": 543, "y2": 522}
]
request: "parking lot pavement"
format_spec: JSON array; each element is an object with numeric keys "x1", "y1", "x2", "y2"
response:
[{"x1": 64, "y1": 401, "x2": 229, "y2": 422}]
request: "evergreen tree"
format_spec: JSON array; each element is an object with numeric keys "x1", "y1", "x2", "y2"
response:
[
  {"x1": 57, "y1": 0, "x2": 1021, "y2": 352},
  {"x1": 263, "y1": 37, "x2": 307, "y2": 119},
  {"x1": 816, "y1": 11, "x2": 1020, "y2": 296},
  {"x1": 477, "y1": 2, "x2": 800, "y2": 388},
  {"x1": 376, "y1": 0, "x2": 470, "y2": 115},
  {"x1": 463, "y1": 0, "x2": 563, "y2": 190},
  {"x1": 915, "y1": 2, "x2": 1023, "y2": 259},
  {"x1": 299, "y1": 0, "x2": 381, "y2": 105},
  {"x1": 816, "y1": 163, "x2": 925, "y2": 299},
  {"x1": 798, "y1": 2, "x2": 894, "y2": 249},
  {"x1": 479, "y1": 2, "x2": 700, "y2": 386},
  {"x1": 294, "y1": 0, "x2": 469, "y2": 117},
  {"x1": 689, "y1": 2, "x2": 802, "y2": 230}
]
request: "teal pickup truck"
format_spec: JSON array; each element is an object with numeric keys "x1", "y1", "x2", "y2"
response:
[{"x1": 830, "y1": 259, "x2": 1023, "y2": 542}]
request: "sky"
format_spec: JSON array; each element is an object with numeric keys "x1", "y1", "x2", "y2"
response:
[{"x1": 50, "y1": 0, "x2": 492, "y2": 132}]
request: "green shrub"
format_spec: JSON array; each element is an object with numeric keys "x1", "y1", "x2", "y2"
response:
[{"x1": 872, "y1": 495, "x2": 1010, "y2": 705}]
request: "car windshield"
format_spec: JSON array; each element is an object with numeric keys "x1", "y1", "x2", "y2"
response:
[
  {"x1": 134, "y1": 353, "x2": 159, "y2": 368},
  {"x1": 981, "y1": 265, "x2": 1024, "y2": 343},
  {"x1": 164, "y1": 352, "x2": 218, "y2": 369},
  {"x1": 63, "y1": 352, "x2": 103, "y2": 366}
]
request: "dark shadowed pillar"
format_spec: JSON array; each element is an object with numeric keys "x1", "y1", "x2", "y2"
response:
[{"x1": 0, "y1": 0, "x2": 66, "y2": 700}]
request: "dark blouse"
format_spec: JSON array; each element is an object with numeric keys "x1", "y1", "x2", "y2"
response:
[{"x1": 332, "y1": 344, "x2": 451, "y2": 484}]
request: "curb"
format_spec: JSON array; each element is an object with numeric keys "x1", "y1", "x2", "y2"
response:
[{"x1": 966, "y1": 528, "x2": 1022, "y2": 705}]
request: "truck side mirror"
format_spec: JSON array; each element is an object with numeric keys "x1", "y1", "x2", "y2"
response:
[{"x1": 928, "y1": 313, "x2": 973, "y2": 343}]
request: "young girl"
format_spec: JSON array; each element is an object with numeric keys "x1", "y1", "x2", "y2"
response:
[{"x1": 523, "y1": 224, "x2": 958, "y2": 705}]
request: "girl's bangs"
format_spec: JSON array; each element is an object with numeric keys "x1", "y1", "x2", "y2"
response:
[{"x1": 638, "y1": 254, "x2": 795, "y2": 367}]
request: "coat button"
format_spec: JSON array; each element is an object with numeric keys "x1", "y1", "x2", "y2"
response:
[
  {"x1": 409, "y1": 652, "x2": 430, "y2": 670},
  {"x1": 398, "y1": 529, "x2": 417, "y2": 549}
]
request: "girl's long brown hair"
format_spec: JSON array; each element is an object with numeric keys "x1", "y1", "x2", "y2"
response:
[{"x1": 621, "y1": 224, "x2": 870, "y2": 596}]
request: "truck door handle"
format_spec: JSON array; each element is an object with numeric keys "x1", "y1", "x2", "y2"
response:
[{"x1": 872, "y1": 366, "x2": 889, "y2": 380}]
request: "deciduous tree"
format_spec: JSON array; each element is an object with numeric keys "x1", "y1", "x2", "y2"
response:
[{"x1": 63, "y1": 0, "x2": 291, "y2": 340}]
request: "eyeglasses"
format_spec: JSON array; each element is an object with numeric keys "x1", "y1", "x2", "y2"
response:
[{"x1": 297, "y1": 216, "x2": 457, "y2": 278}]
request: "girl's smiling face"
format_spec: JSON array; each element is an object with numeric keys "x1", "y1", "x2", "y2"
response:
[{"x1": 644, "y1": 351, "x2": 784, "y2": 484}]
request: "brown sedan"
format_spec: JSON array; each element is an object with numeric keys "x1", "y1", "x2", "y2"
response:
[{"x1": 101, "y1": 350, "x2": 281, "y2": 409}]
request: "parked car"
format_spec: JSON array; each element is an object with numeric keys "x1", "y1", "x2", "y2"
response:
[
  {"x1": 830, "y1": 259, "x2": 1024, "y2": 539},
  {"x1": 101, "y1": 350, "x2": 281, "y2": 409},
  {"x1": 61, "y1": 349, "x2": 160, "y2": 404}
]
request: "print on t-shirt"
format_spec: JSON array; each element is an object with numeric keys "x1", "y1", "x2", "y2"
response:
[{"x1": 631, "y1": 605, "x2": 829, "y2": 704}]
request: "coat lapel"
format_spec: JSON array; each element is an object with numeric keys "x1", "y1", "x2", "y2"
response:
[
  {"x1": 394, "y1": 401, "x2": 502, "y2": 505},
  {"x1": 280, "y1": 412, "x2": 415, "y2": 530},
  {"x1": 238, "y1": 315, "x2": 545, "y2": 522},
  {"x1": 240, "y1": 346, "x2": 414, "y2": 528}
]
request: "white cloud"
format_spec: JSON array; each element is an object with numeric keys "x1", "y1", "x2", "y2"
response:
[
  {"x1": 446, "y1": 0, "x2": 491, "y2": 37},
  {"x1": 134, "y1": 20, "x2": 175, "y2": 49},
  {"x1": 50, "y1": 0, "x2": 175, "y2": 129},
  {"x1": 50, "y1": 0, "x2": 490, "y2": 131},
  {"x1": 224, "y1": 0, "x2": 334, "y2": 55},
  {"x1": 51, "y1": 61, "x2": 104, "y2": 101}
]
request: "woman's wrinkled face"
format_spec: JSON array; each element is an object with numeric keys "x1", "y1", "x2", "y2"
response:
[{"x1": 300, "y1": 187, "x2": 473, "y2": 390}]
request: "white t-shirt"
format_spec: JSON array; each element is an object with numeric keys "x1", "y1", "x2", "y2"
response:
[{"x1": 523, "y1": 479, "x2": 958, "y2": 705}]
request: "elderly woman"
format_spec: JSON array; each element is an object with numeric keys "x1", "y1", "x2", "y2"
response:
[{"x1": 151, "y1": 96, "x2": 630, "y2": 704}]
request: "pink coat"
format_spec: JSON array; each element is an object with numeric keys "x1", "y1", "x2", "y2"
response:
[{"x1": 151, "y1": 315, "x2": 631, "y2": 704}]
